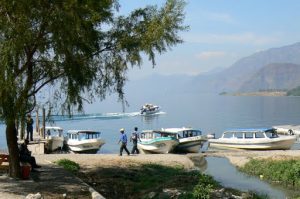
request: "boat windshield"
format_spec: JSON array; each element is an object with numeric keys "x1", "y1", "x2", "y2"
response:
[
  {"x1": 255, "y1": 132, "x2": 265, "y2": 138},
  {"x1": 77, "y1": 132, "x2": 100, "y2": 140},
  {"x1": 265, "y1": 130, "x2": 278, "y2": 138},
  {"x1": 47, "y1": 129, "x2": 63, "y2": 137},
  {"x1": 244, "y1": 132, "x2": 253, "y2": 139},
  {"x1": 182, "y1": 130, "x2": 202, "y2": 137},
  {"x1": 223, "y1": 132, "x2": 235, "y2": 138}
]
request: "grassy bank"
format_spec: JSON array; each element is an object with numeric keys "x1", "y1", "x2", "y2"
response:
[
  {"x1": 240, "y1": 159, "x2": 300, "y2": 189},
  {"x1": 54, "y1": 160, "x2": 266, "y2": 199}
]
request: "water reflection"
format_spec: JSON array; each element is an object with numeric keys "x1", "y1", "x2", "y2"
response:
[
  {"x1": 188, "y1": 154, "x2": 207, "y2": 171},
  {"x1": 204, "y1": 157, "x2": 298, "y2": 199},
  {"x1": 140, "y1": 114, "x2": 160, "y2": 124}
]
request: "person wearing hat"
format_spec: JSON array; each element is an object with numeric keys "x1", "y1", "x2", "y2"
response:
[
  {"x1": 118, "y1": 128, "x2": 130, "y2": 156},
  {"x1": 26, "y1": 114, "x2": 34, "y2": 141},
  {"x1": 130, "y1": 127, "x2": 141, "y2": 154}
]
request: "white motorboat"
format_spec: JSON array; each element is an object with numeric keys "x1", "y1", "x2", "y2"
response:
[
  {"x1": 66, "y1": 130, "x2": 105, "y2": 153},
  {"x1": 42, "y1": 126, "x2": 64, "y2": 152},
  {"x1": 138, "y1": 130, "x2": 179, "y2": 154},
  {"x1": 160, "y1": 127, "x2": 208, "y2": 153},
  {"x1": 208, "y1": 128, "x2": 296, "y2": 150},
  {"x1": 140, "y1": 103, "x2": 160, "y2": 115}
]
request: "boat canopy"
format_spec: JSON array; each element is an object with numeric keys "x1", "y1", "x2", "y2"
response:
[
  {"x1": 45, "y1": 126, "x2": 63, "y2": 131},
  {"x1": 67, "y1": 130, "x2": 102, "y2": 140},
  {"x1": 224, "y1": 128, "x2": 275, "y2": 133},
  {"x1": 141, "y1": 130, "x2": 177, "y2": 139},
  {"x1": 67, "y1": 130, "x2": 101, "y2": 135}
]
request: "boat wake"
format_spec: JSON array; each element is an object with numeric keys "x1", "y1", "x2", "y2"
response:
[
  {"x1": 48, "y1": 112, "x2": 141, "y2": 121},
  {"x1": 140, "y1": 111, "x2": 166, "y2": 116}
]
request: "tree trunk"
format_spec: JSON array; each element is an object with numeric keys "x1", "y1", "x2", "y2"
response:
[
  {"x1": 20, "y1": 118, "x2": 25, "y2": 140},
  {"x1": 6, "y1": 120, "x2": 21, "y2": 178}
]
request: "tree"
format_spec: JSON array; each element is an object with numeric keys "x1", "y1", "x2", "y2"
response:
[{"x1": 0, "y1": 0, "x2": 188, "y2": 178}]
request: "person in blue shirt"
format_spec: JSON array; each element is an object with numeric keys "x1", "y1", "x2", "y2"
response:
[{"x1": 118, "y1": 128, "x2": 130, "y2": 156}]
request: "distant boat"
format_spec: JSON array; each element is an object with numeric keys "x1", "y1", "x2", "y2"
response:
[
  {"x1": 160, "y1": 127, "x2": 208, "y2": 153},
  {"x1": 66, "y1": 130, "x2": 105, "y2": 153},
  {"x1": 138, "y1": 130, "x2": 179, "y2": 154},
  {"x1": 208, "y1": 128, "x2": 296, "y2": 150},
  {"x1": 140, "y1": 103, "x2": 160, "y2": 115}
]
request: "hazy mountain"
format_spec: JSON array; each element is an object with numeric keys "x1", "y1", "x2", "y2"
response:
[
  {"x1": 123, "y1": 42, "x2": 300, "y2": 95},
  {"x1": 192, "y1": 42, "x2": 300, "y2": 92},
  {"x1": 239, "y1": 63, "x2": 300, "y2": 92}
]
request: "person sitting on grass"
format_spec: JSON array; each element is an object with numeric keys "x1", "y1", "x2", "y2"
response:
[{"x1": 19, "y1": 139, "x2": 41, "y2": 171}]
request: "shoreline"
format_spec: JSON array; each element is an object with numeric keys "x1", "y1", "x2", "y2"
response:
[
  {"x1": 221, "y1": 91, "x2": 287, "y2": 96},
  {"x1": 34, "y1": 149, "x2": 300, "y2": 170},
  {"x1": 204, "y1": 149, "x2": 300, "y2": 167},
  {"x1": 2, "y1": 150, "x2": 300, "y2": 198}
]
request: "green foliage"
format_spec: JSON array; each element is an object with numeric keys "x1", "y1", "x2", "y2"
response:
[
  {"x1": 136, "y1": 163, "x2": 196, "y2": 190},
  {"x1": 0, "y1": 0, "x2": 188, "y2": 119},
  {"x1": 287, "y1": 86, "x2": 300, "y2": 96},
  {"x1": 0, "y1": 0, "x2": 188, "y2": 178},
  {"x1": 191, "y1": 174, "x2": 218, "y2": 199},
  {"x1": 240, "y1": 159, "x2": 300, "y2": 188},
  {"x1": 56, "y1": 159, "x2": 80, "y2": 173}
]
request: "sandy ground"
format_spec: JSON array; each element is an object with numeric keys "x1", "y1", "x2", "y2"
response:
[
  {"x1": 35, "y1": 153, "x2": 197, "y2": 170},
  {"x1": 34, "y1": 150, "x2": 300, "y2": 171}
]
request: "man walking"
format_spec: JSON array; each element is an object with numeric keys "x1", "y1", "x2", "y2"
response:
[
  {"x1": 118, "y1": 128, "x2": 130, "y2": 156},
  {"x1": 130, "y1": 127, "x2": 141, "y2": 154}
]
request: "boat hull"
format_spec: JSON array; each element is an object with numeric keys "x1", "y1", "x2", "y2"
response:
[
  {"x1": 141, "y1": 109, "x2": 160, "y2": 115},
  {"x1": 138, "y1": 138, "x2": 179, "y2": 154},
  {"x1": 175, "y1": 136, "x2": 207, "y2": 153},
  {"x1": 44, "y1": 136, "x2": 64, "y2": 152},
  {"x1": 209, "y1": 136, "x2": 296, "y2": 150},
  {"x1": 67, "y1": 139, "x2": 105, "y2": 154}
]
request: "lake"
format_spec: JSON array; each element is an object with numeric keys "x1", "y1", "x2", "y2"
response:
[
  {"x1": 1, "y1": 93, "x2": 300, "y2": 197},
  {"x1": 1, "y1": 93, "x2": 300, "y2": 152}
]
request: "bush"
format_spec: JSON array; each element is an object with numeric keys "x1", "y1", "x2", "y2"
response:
[
  {"x1": 56, "y1": 159, "x2": 80, "y2": 173},
  {"x1": 240, "y1": 159, "x2": 300, "y2": 188},
  {"x1": 191, "y1": 173, "x2": 218, "y2": 199}
]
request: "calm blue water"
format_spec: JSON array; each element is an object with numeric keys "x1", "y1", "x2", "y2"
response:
[
  {"x1": 1, "y1": 93, "x2": 300, "y2": 152},
  {"x1": 1, "y1": 93, "x2": 300, "y2": 197}
]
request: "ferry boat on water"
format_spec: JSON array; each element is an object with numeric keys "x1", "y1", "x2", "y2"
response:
[{"x1": 140, "y1": 104, "x2": 160, "y2": 115}]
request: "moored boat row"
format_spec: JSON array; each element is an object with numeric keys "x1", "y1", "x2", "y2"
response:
[{"x1": 36, "y1": 125, "x2": 298, "y2": 155}]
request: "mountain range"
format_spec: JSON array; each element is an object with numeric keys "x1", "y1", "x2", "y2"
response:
[
  {"x1": 126, "y1": 42, "x2": 300, "y2": 95},
  {"x1": 192, "y1": 42, "x2": 300, "y2": 93}
]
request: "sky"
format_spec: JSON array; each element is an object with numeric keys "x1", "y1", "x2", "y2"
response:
[{"x1": 117, "y1": 0, "x2": 300, "y2": 80}]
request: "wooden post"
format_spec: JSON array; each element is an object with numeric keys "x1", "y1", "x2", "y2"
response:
[
  {"x1": 36, "y1": 108, "x2": 39, "y2": 135},
  {"x1": 42, "y1": 108, "x2": 46, "y2": 139}
]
